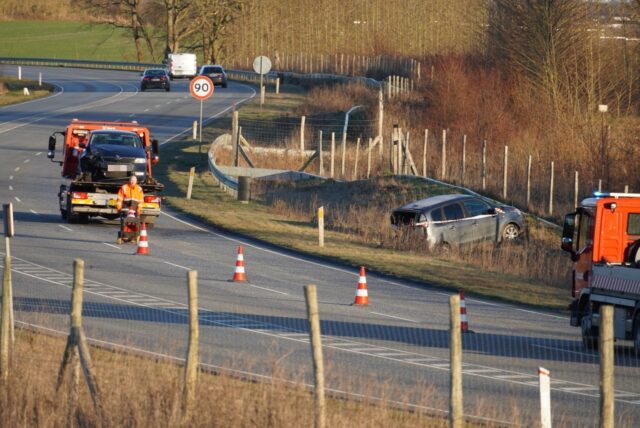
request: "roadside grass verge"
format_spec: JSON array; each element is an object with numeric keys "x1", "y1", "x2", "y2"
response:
[
  {"x1": 156, "y1": 84, "x2": 569, "y2": 310},
  {"x1": 0, "y1": 77, "x2": 54, "y2": 106},
  {"x1": 1, "y1": 327, "x2": 438, "y2": 427}
]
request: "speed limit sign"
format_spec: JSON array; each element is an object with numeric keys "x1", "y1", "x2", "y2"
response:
[{"x1": 190, "y1": 76, "x2": 214, "y2": 100}]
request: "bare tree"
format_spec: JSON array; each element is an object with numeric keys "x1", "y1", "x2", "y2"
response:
[{"x1": 185, "y1": 0, "x2": 244, "y2": 63}]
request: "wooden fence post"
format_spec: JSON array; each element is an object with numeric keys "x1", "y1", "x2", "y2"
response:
[
  {"x1": 304, "y1": 285, "x2": 326, "y2": 428},
  {"x1": 441, "y1": 129, "x2": 447, "y2": 180},
  {"x1": 330, "y1": 133, "x2": 335, "y2": 178},
  {"x1": 423, "y1": 129, "x2": 428, "y2": 177},
  {"x1": 449, "y1": 294, "x2": 463, "y2": 428},
  {"x1": 461, "y1": 135, "x2": 466, "y2": 185},
  {"x1": 182, "y1": 270, "x2": 199, "y2": 421},
  {"x1": 367, "y1": 138, "x2": 372, "y2": 179},
  {"x1": 318, "y1": 207, "x2": 324, "y2": 247},
  {"x1": 539, "y1": 367, "x2": 552, "y2": 428},
  {"x1": 574, "y1": 171, "x2": 579, "y2": 209},
  {"x1": 378, "y1": 91, "x2": 384, "y2": 146},
  {"x1": 300, "y1": 116, "x2": 306, "y2": 154},
  {"x1": 549, "y1": 161, "x2": 555, "y2": 215},
  {"x1": 318, "y1": 131, "x2": 324, "y2": 175},
  {"x1": 527, "y1": 155, "x2": 532, "y2": 208},
  {"x1": 0, "y1": 255, "x2": 11, "y2": 382},
  {"x1": 599, "y1": 305, "x2": 614, "y2": 428},
  {"x1": 353, "y1": 138, "x2": 360, "y2": 180},
  {"x1": 482, "y1": 140, "x2": 487, "y2": 191},
  {"x1": 503, "y1": 145, "x2": 508, "y2": 199},
  {"x1": 341, "y1": 133, "x2": 347, "y2": 177}
]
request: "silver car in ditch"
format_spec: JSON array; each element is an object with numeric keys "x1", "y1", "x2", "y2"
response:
[{"x1": 390, "y1": 194, "x2": 524, "y2": 248}]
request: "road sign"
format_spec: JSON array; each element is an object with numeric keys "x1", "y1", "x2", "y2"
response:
[
  {"x1": 189, "y1": 76, "x2": 214, "y2": 100},
  {"x1": 253, "y1": 56, "x2": 272, "y2": 75}
]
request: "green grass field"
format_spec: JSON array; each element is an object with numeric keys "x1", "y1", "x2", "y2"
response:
[{"x1": 0, "y1": 20, "x2": 159, "y2": 62}]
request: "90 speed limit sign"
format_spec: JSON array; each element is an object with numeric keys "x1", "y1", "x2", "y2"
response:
[{"x1": 189, "y1": 76, "x2": 214, "y2": 100}]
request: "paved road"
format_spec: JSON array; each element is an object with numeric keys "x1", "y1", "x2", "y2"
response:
[{"x1": 1, "y1": 66, "x2": 639, "y2": 426}]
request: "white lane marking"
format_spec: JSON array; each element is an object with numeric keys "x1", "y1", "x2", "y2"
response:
[
  {"x1": 8, "y1": 185, "x2": 12, "y2": 191},
  {"x1": 23, "y1": 159, "x2": 30, "y2": 163},
  {"x1": 154, "y1": 104, "x2": 161, "y2": 108},
  {"x1": 9, "y1": 176, "x2": 13, "y2": 180},
  {"x1": 163, "y1": 260, "x2": 191, "y2": 270},
  {"x1": 14, "y1": 167, "x2": 19, "y2": 171},
  {"x1": 29, "y1": 209, "x2": 37, "y2": 215},
  {"x1": 103, "y1": 243, "x2": 121, "y2": 250},
  {"x1": 532, "y1": 344, "x2": 597, "y2": 358},
  {"x1": 144, "y1": 108, "x2": 150, "y2": 112},
  {"x1": 14, "y1": 196, "x2": 21, "y2": 203},
  {"x1": 58, "y1": 225, "x2": 73, "y2": 232},
  {"x1": 371, "y1": 311, "x2": 418, "y2": 323},
  {"x1": 166, "y1": 101, "x2": 172, "y2": 104},
  {"x1": 128, "y1": 113, "x2": 135, "y2": 117},
  {"x1": 248, "y1": 283, "x2": 289, "y2": 296},
  {"x1": 35, "y1": 152, "x2": 42, "y2": 156}
]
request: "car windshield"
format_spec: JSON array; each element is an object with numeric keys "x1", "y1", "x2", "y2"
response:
[
  {"x1": 145, "y1": 70, "x2": 165, "y2": 77},
  {"x1": 90, "y1": 133, "x2": 142, "y2": 148}
]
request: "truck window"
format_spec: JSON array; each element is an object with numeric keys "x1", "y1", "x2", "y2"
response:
[
  {"x1": 576, "y1": 211, "x2": 593, "y2": 251},
  {"x1": 627, "y1": 213, "x2": 640, "y2": 235}
]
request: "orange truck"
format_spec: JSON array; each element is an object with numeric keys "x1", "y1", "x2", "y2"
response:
[
  {"x1": 561, "y1": 193, "x2": 640, "y2": 353},
  {"x1": 47, "y1": 119, "x2": 163, "y2": 224}
]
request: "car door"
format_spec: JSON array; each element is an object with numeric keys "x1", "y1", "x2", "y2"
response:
[
  {"x1": 431, "y1": 203, "x2": 469, "y2": 244},
  {"x1": 462, "y1": 198, "x2": 497, "y2": 242}
]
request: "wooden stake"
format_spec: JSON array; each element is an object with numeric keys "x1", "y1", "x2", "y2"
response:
[
  {"x1": 503, "y1": 145, "x2": 508, "y2": 199},
  {"x1": 482, "y1": 140, "x2": 487, "y2": 191},
  {"x1": 0, "y1": 256, "x2": 11, "y2": 382},
  {"x1": 449, "y1": 294, "x2": 463, "y2": 428},
  {"x1": 461, "y1": 135, "x2": 466, "y2": 185},
  {"x1": 300, "y1": 116, "x2": 306, "y2": 154},
  {"x1": 575, "y1": 171, "x2": 579, "y2": 209},
  {"x1": 186, "y1": 166, "x2": 196, "y2": 200},
  {"x1": 304, "y1": 285, "x2": 326, "y2": 428},
  {"x1": 182, "y1": 270, "x2": 199, "y2": 421},
  {"x1": 441, "y1": 129, "x2": 447, "y2": 180},
  {"x1": 549, "y1": 161, "x2": 555, "y2": 215},
  {"x1": 367, "y1": 138, "x2": 372, "y2": 179},
  {"x1": 318, "y1": 131, "x2": 324, "y2": 175},
  {"x1": 318, "y1": 207, "x2": 324, "y2": 247},
  {"x1": 527, "y1": 155, "x2": 532, "y2": 208},
  {"x1": 599, "y1": 305, "x2": 614, "y2": 428},
  {"x1": 330, "y1": 133, "x2": 335, "y2": 178},
  {"x1": 423, "y1": 129, "x2": 428, "y2": 177},
  {"x1": 353, "y1": 137, "x2": 360, "y2": 180},
  {"x1": 341, "y1": 133, "x2": 347, "y2": 177}
]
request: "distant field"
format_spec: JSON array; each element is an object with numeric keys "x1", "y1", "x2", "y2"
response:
[{"x1": 0, "y1": 20, "x2": 158, "y2": 62}]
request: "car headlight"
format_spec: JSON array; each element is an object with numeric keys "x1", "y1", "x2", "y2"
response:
[{"x1": 134, "y1": 158, "x2": 147, "y2": 164}]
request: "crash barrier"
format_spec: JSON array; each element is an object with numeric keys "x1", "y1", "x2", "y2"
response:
[{"x1": 1, "y1": 247, "x2": 631, "y2": 427}]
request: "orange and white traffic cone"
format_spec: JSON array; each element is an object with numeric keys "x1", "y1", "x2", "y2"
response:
[
  {"x1": 232, "y1": 245, "x2": 246, "y2": 282},
  {"x1": 460, "y1": 289, "x2": 469, "y2": 333},
  {"x1": 352, "y1": 266, "x2": 369, "y2": 306},
  {"x1": 136, "y1": 222, "x2": 149, "y2": 255}
]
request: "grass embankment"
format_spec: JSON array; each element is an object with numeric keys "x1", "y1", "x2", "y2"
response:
[
  {"x1": 156, "y1": 85, "x2": 570, "y2": 311},
  {"x1": 0, "y1": 328, "x2": 433, "y2": 427},
  {"x1": 0, "y1": 77, "x2": 53, "y2": 106},
  {"x1": 0, "y1": 20, "x2": 156, "y2": 62}
]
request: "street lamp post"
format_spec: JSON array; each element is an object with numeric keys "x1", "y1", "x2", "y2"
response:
[{"x1": 598, "y1": 104, "x2": 608, "y2": 190}]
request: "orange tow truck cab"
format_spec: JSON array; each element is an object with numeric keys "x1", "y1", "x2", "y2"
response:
[
  {"x1": 47, "y1": 119, "x2": 163, "y2": 224},
  {"x1": 561, "y1": 193, "x2": 640, "y2": 352}
]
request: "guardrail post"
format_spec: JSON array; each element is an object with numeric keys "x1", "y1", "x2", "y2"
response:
[{"x1": 318, "y1": 206, "x2": 325, "y2": 247}]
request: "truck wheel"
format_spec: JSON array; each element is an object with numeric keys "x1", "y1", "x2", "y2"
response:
[
  {"x1": 634, "y1": 315, "x2": 640, "y2": 357},
  {"x1": 581, "y1": 316, "x2": 599, "y2": 350},
  {"x1": 65, "y1": 197, "x2": 78, "y2": 224}
]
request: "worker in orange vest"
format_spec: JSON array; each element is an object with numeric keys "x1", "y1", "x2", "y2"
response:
[{"x1": 116, "y1": 175, "x2": 144, "y2": 216}]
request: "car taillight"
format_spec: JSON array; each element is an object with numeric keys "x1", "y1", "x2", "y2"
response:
[
  {"x1": 143, "y1": 77, "x2": 151, "y2": 80},
  {"x1": 144, "y1": 196, "x2": 161, "y2": 204},
  {"x1": 72, "y1": 192, "x2": 88, "y2": 199}
]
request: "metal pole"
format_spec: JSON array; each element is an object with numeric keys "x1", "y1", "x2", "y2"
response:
[{"x1": 199, "y1": 100, "x2": 203, "y2": 143}]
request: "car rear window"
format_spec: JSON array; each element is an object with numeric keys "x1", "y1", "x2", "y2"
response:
[
  {"x1": 145, "y1": 70, "x2": 165, "y2": 77},
  {"x1": 463, "y1": 199, "x2": 489, "y2": 217},
  {"x1": 392, "y1": 211, "x2": 417, "y2": 226},
  {"x1": 443, "y1": 203, "x2": 464, "y2": 220},
  {"x1": 203, "y1": 66, "x2": 223, "y2": 74}
]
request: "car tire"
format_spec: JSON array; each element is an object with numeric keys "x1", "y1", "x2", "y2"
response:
[
  {"x1": 141, "y1": 86, "x2": 145, "y2": 92},
  {"x1": 166, "y1": 86, "x2": 171, "y2": 92},
  {"x1": 222, "y1": 83, "x2": 228, "y2": 88},
  {"x1": 501, "y1": 223, "x2": 520, "y2": 240}
]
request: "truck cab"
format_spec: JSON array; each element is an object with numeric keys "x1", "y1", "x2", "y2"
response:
[{"x1": 561, "y1": 193, "x2": 640, "y2": 352}]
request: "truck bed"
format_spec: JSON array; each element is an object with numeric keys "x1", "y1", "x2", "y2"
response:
[{"x1": 592, "y1": 264, "x2": 640, "y2": 296}]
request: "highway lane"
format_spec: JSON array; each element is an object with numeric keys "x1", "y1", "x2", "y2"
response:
[{"x1": 1, "y1": 65, "x2": 639, "y2": 426}]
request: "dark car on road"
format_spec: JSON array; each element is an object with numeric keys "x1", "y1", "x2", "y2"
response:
[
  {"x1": 140, "y1": 68, "x2": 170, "y2": 92},
  {"x1": 390, "y1": 194, "x2": 525, "y2": 249},
  {"x1": 198, "y1": 64, "x2": 228, "y2": 88}
]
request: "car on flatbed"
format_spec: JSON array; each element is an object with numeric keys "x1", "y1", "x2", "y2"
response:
[{"x1": 390, "y1": 194, "x2": 524, "y2": 249}]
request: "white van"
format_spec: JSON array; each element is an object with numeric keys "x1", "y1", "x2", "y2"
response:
[{"x1": 167, "y1": 53, "x2": 197, "y2": 79}]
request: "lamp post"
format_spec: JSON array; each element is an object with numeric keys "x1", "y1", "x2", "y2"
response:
[{"x1": 598, "y1": 104, "x2": 608, "y2": 190}]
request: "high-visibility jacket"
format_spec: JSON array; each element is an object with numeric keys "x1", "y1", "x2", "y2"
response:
[{"x1": 116, "y1": 183, "x2": 144, "y2": 215}]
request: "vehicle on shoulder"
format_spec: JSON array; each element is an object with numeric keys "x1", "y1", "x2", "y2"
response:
[
  {"x1": 390, "y1": 194, "x2": 524, "y2": 249},
  {"x1": 140, "y1": 68, "x2": 170, "y2": 92},
  {"x1": 198, "y1": 64, "x2": 228, "y2": 88}
]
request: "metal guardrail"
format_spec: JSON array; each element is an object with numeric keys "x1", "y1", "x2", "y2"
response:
[{"x1": 208, "y1": 135, "x2": 238, "y2": 196}]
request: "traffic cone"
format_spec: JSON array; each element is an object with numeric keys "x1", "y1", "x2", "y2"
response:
[
  {"x1": 232, "y1": 245, "x2": 246, "y2": 282},
  {"x1": 460, "y1": 289, "x2": 469, "y2": 333},
  {"x1": 352, "y1": 266, "x2": 369, "y2": 306},
  {"x1": 136, "y1": 222, "x2": 149, "y2": 255}
]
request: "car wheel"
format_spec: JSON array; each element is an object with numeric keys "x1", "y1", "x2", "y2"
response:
[
  {"x1": 222, "y1": 83, "x2": 228, "y2": 88},
  {"x1": 501, "y1": 223, "x2": 520, "y2": 240},
  {"x1": 634, "y1": 315, "x2": 640, "y2": 357},
  {"x1": 166, "y1": 86, "x2": 170, "y2": 92},
  {"x1": 140, "y1": 86, "x2": 145, "y2": 92}
]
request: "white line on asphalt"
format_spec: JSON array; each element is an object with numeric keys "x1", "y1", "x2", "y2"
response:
[
  {"x1": 128, "y1": 113, "x2": 135, "y2": 117},
  {"x1": 163, "y1": 260, "x2": 191, "y2": 270},
  {"x1": 532, "y1": 344, "x2": 597, "y2": 358},
  {"x1": 29, "y1": 209, "x2": 37, "y2": 215},
  {"x1": 144, "y1": 108, "x2": 150, "y2": 112},
  {"x1": 58, "y1": 225, "x2": 73, "y2": 232},
  {"x1": 14, "y1": 167, "x2": 19, "y2": 171},
  {"x1": 14, "y1": 196, "x2": 21, "y2": 203},
  {"x1": 8, "y1": 186, "x2": 12, "y2": 191},
  {"x1": 166, "y1": 101, "x2": 172, "y2": 104},
  {"x1": 154, "y1": 104, "x2": 161, "y2": 108},
  {"x1": 35, "y1": 152, "x2": 42, "y2": 156},
  {"x1": 9, "y1": 176, "x2": 13, "y2": 180},
  {"x1": 248, "y1": 283, "x2": 289, "y2": 295},
  {"x1": 23, "y1": 159, "x2": 30, "y2": 163},
  {"x1": 103, "y1": 243, "x2": 121, "y2": 250},
  {"x1": 371, "y1": 311, "x2": 418, "y2": 323}
]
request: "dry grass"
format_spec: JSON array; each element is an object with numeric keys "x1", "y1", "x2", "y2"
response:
[{"x1": 0, "y1": 77, "x2": 54, "y2": 106}]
